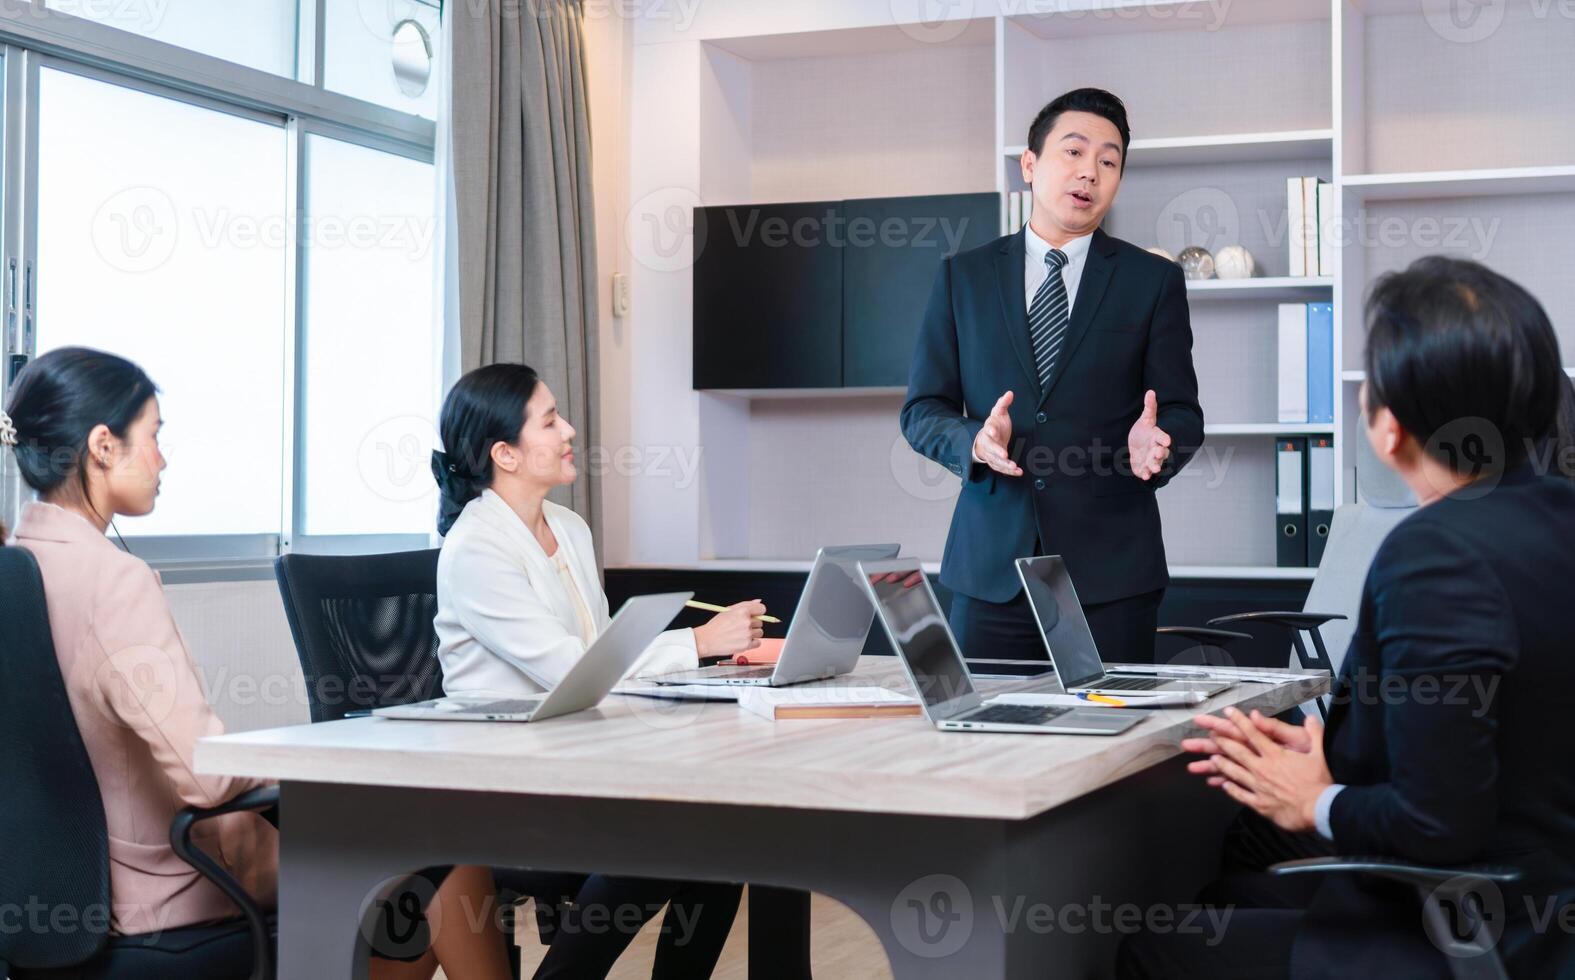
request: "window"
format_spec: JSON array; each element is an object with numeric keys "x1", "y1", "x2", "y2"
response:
[
  {"x1": 34, "y1": 67, "x2": 290, "y2": 539},
  {"x1": 324, "y1": 0, "x2": 440, "y2": 119},
  {"x1": 298, "y1": 133, "x2": 438, "y2": 537},
  {"x1": 43, "y1": 0, "x2": 298, "y2": 77},
  {"x1": 0, "y1": 3, "x2": 439, "y2": 567}
]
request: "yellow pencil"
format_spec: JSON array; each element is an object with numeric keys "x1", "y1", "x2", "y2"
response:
[{"x1": 684, "y1": 599, "x2": 781, "y2": 624}]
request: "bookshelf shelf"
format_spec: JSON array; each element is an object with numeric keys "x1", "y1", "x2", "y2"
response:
[
  {"x1": 1342, "y1": 166, "x2": 1575, "y2": 201},
  {"x1": 1204, "y1": 423, "x2": 1335, "y2": 437},
  {"x1": 1186, "y1": 277, "x2": 1332, "y2": 301}
]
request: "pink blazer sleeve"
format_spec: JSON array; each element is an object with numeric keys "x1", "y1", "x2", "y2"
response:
[{"x1": 82, "y1": 560, "x2": 270, "y2": 808}]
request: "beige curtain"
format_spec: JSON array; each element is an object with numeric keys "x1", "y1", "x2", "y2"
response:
[{"x1": 445, "y1": 0, "x2": 601, "y2": 541}]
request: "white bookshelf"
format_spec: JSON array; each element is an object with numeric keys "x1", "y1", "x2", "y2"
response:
[{"x1": 624, "y1": 0, "x2": 1573, "y2": 581}]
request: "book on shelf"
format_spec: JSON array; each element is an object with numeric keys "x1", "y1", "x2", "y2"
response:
[
  {"x1": 1286, "y1": 176, "x2": 1329, "y2": 278},
  {"x1": 1316, "y1": 182, "x2": 1337, "y2": 277}
]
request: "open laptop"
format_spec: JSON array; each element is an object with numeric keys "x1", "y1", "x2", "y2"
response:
[
  {"x1": 651, "y1": 543, "x2": 900, "y2": 687},
  {"x1": 374, "y1": 591, "x2": 693, "y2": 722},
  {"x1": 858, "y1": 558, "x2": 1140, "y2": 736},
  {"x1": 1015, "y1": 556, "x2": 1234, "y2": 698}
]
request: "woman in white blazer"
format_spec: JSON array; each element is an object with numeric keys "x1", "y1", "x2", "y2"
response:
[
  {"x1": 430, "y1": 363, "x2": 753, "y2": 980},
  {"x1": 433, "y1": 370, "x2": 766, "y2": 697}
]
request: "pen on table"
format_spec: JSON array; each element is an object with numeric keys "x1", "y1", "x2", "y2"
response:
[
  {"x1": 684, "y1": 599, "x2": 781, "y2": 624},
  {"x1": 1078, "y1": 692, "x2": 1127, "y2": 708}
]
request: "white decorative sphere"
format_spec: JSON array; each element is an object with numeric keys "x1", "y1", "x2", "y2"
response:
[
  {"x1": 1145, "y1": 246, "x2": 1175, "y2": 262},
  {"x1": 1177, "y1": 246, "x2": 1215, "y2": 281},
  {"x1": 1214, "y1": 244, "x2": 1257, "y2": 280}
]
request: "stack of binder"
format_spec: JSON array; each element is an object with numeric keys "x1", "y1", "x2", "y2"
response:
[{"x1": 1277, "y1": 436, "x2": 1336, "y2": 567}]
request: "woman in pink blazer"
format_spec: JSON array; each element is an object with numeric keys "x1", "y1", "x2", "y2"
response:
[{"x1": 1, "y1": 347, "x2": 509, "y2": 979}]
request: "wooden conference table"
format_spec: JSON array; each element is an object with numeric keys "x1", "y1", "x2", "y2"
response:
[{"x1": 196, "y1": 659, "x2": 1329, "y2": 980}]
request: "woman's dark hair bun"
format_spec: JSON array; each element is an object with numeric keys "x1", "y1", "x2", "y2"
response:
[{"x1": 433, "y1": 363, "x2": 540, "y2": 536}]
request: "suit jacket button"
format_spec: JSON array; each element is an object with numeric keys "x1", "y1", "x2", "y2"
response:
[
  {"x1": 1034, "y1": 478, "x2": 1046, "y2": 491},
  {"x1": 1036, "y1": 412, "x2": 1047, "y2": 424}
]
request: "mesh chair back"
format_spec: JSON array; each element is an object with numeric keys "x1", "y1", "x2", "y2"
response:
[
  {"x1": 0, "y1": 547, "x2": 111, "y2": 970},
  {"x1": 274, "y1": 550, "x2": 444, "y2": 723}
]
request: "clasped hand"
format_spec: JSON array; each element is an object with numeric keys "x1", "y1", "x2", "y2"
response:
[{"x1": 1181, "y1": 705, "x2": 1333, "y2": 834}]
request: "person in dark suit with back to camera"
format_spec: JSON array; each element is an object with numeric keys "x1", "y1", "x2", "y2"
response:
[
  {"x1": 1119, "y1": 255, "x2": 1575, "y2": 979},
  {"x1": 901, "y1": 87, "x2": 1203, "y2": 664}
]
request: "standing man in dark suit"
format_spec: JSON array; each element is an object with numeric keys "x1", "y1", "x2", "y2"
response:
[{"x1": 901, "y1": 88, "x2": 1203, "y2": 664}]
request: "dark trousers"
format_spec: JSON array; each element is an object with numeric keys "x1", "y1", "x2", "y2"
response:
[
  {"x1": 949, "y1": 586, "x2": 1164, "y2": 666},
  {"x1": 1115, "y1": 810, "x2": 1336, "y2": 980},
  {"x1": 529, "y1": 875, "x2": 741, "y2": 980}
]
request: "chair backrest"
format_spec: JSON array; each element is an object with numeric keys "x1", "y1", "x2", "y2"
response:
[
  {"x1": 0, "y1": 547, "x2": 112, "y2": 970},
  {"x1": 1300, "y1": 436, "x2": 1419, "y2": 675},
  {"x1": 274, "y1": 550, "x2": 445, "y2": 723}
]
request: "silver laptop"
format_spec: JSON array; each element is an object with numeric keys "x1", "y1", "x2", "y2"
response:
[
  {"x1": 1015, "y1": 556, "x2": 1234, "y2": 698},
  {"x1": 858, "y1": 558, "x2": 1140, "y2": 736},
  {"x1": 651, "y1": 543, "x2": 900, "y2": 687},
  {"x1": 374, "y1": 591, "x2": 693, "y2": 722}
]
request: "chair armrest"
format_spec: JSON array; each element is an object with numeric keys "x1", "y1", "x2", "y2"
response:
[
  {"x1": 1154, "y1": 626, "x2": 1255, "y2": 646},
  {"x1": 170, "y1": 785, "x2": 279, "y2": 980},
  {"x1": 1207, "y1": 611, "x2": 1348, "y2": 631},
  {"x1": 1269, "y1": 855, "x2": 1521, "y2": 889}
]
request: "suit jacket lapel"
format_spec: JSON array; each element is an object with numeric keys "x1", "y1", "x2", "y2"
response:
[
  {"x1": 994, "y1": 229, "x2": 1040, "y2": 394},
  {"x1": 1038, "y1": 227, "x2": 1117, "y2": 410}
]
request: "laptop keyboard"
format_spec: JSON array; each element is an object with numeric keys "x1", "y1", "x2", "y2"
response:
[
  {"x1": 467, "y1": 699, "x2": 542, "y2": 715},
  {"x1": 709, "y1": 666, "x2": 775, "y2": 679},
  {"x1": 1089, "y1": 675, "x2": 1170, "y2": 692},
  {"x1": 965, "y1": 703, "x2": 1074, "y2": 725}
]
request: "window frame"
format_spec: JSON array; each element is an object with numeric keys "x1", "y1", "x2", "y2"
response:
[{"x1": 0, "y1": 3, "x2": 441, "y2": 575}]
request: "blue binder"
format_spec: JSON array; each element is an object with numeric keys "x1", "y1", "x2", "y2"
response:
[{"x1": 1307, "y1": 302, "x2": 1334, "y2": 424}]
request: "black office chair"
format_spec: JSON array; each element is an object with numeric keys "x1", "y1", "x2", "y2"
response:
[
  {"x1": 273, "y1": 549, "x2": 447, "y2": 723},
  {"x1": 0, "y1": 546, "x2": 278, "y2": 980},
  {"x1": 273, "y1": 550, "x2": 580, "y2": 963},
  {"x1": 1269, "y1": 858, "x2": 1521, "y2": 980}
]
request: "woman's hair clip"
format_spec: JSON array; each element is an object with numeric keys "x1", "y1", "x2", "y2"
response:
[{"x1": 0, "y1": 408, "x2": 16, "y2": 448}]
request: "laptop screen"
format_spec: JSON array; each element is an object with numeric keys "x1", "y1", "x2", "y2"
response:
[
  {"x1": 1017, "y1": 557, "x2": 1106, "y2": 689},
  {"x1": 863, "y1": 567, "x2": 975, "y2": 708}
]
